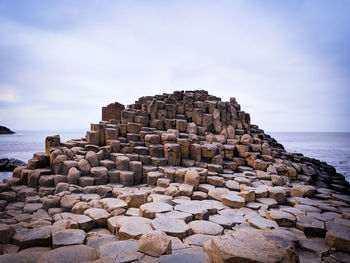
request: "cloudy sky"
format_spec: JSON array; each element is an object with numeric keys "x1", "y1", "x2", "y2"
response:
[{"x1": 0, "y1": 0, "x2": 349, "y2": 132}]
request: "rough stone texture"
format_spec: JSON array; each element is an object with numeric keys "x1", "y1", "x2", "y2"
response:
[
  {"x1": 52, "y1": 229, "x2": 86, "y2": 248},
  {"x1": 138, "y1": 230, "x2": 172, "y2": 257},
  {"x1": 204, "y1": 229, "x2": 299, "y2": 263},
  {"x1": 37, "y1": 245, "x2": 98, "y2": 263},
  {"x1": 151, "y1": 217, "x2": 191, "y2": 239},
  {"x1": 1, "y1": 90, "x2": 350, "y2": 261}
]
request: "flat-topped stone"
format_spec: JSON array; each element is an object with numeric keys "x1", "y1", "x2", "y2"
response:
[
  {"x1": 52, "y1": 229, "x2": 86, "y2": 248},
  {"x1": 151, "y1": 217, "x2": 191, "y2": 239},
  {"x1": 188, "y1": 220, "x2": 223, "y2": 235},
  {"x1": 84, "y1": 208, "x2": 109, "y2": 227},
  {"x1": 140, "y1": 202, "x2": 173, "y2": 219}
]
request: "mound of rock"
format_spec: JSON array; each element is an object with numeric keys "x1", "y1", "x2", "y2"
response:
[
  {"x1": 0, "y1": 125, "x2": 14, "y2": 135},
  {"x1": 0, "y1": 90, "x2": 349, "y2": 262},
  {"x1": 0, "y1": 158, "x2": 26, "y2": 172}
]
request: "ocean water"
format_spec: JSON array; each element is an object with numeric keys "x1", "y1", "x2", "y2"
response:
[
  {"x1": 270, "y1": 132, "x2": 350, "y2": 182},
  {"x1": 0, "y1": 130, "x2": 85, "y2": 182},
  {"x1": 0, "y1": 131, "x2": 349, "y2": 182}
]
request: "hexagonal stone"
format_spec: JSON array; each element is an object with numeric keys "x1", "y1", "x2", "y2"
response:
[
  {"x1": 175, "y1": 204, "x2": 208, "y2": 220},
  {"x1": 204, "y1": 229, "x2": 298, "y2": 263},
  {"x1": 17, "y1": 247, "x2": 51, "y2": 262},
  {"x1": 138, "y1": 230, "x2": 172, "y2": 257},
  {"x1": 248, "y1": 216, "x2": 279, "y2": 230},
  {"x1": 221, "y1": 194, "x2": 245, "y2": 208},
  {"x1": 156, "y1": 210, "x2": 193, "y2": 222},
  {"x1": 99, "y1": 198, "x2": 127, "y2": 212},
  {"x1": 266, "y1": 210, "x2": 296, "y2": 227},
  {"x1": 296, "y1": 215, "x2": 326, "y2": 237},
  {"x1": 299, "y1": 238, "x2": 330, "y2": 255},
  {"x1": 140, "y1": 202, "x2": 173, "y2": 219},
  {"x1": 209, "y1": 214, "x2": 236, "y2": 228},
  {"x1": 99, "y1": 240, "x2": 142, "y2": 262},
  {"x1": 155, "y1": 252, "x2": 210, "y2": 263},
  {"x1": 52, "y1": 229, "x2": 86, "y2": 248},
  {"x1": 69, "y1": 214, "x2": 95, "y2": 231},
  {"x1": 208, "y1": 187, "x2": 230, "y2": 201},
  {"x1": 234, "y1": 176, "x2": 251, "y2": 186},
  {"x1": 183, "y1": 234, "x2": 213, "y2": 247},
  {"x1": 84, "y1": 208, "x2": 109, "y2": 227},
  {"x1": 117, "y1": 217, "x2": 153, "y2": 240},
  {"x1": 291, "y1": 185, "x2": 316, "y2": 197},
  {"x1": 37, "y1": 245, "x2": 98, "y2": 263},
  {"x1": 189, "y1": 220, "x2": 223, "y2": 236},
  {"x1": 257, "y1": 198, "x2": 278, "y2": 208},
  {"x1": 151, "y1": 217, "x2": 191, "y2": 239},
  {"x1": 325, "y1": 222, "x2": 350, "y2": 252},
  {"x1": 12, "y1": 227, "x2": 51, "y2": 249},
  {"x1": 0, "y1": 223, "x2": 15, "y2": 243}
]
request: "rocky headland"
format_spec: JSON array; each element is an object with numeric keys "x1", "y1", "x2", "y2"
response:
[
  {"x1": 0, "y1": 90, "x2": 349, "y2": 263},
  {"x1": 0, "y1": 125, "x2": 14, "y2": 135},
  {"x1": 0, "y1": 158, "x2": 27, "y2": 172}
]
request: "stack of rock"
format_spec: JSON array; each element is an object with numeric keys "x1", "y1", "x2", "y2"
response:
[{"x1": 0, "y1": 90, "x2": 349, "y2": 263}]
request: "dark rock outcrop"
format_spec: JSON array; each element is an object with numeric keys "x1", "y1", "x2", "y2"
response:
[
  {"x1": 0, "y1": 158, "x2": 26, "y2": 171},
  {"x1": 0, "y1": 125, "x2": 14, "y2": 135}
]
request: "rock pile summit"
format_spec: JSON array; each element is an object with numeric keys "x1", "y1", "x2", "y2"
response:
[{"x1": 0, "y1": 90, "x2": 350, "y2": 262}]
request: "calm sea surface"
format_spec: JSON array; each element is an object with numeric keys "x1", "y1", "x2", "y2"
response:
[{"x1": 0, "y1": 131, "x2": 349, "y2": 182}]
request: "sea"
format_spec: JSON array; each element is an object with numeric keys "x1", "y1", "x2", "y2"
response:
[{"x1": 0, "y1": 131, "x2": 349, "y2": 183}]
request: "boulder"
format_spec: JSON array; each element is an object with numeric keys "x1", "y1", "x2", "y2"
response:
[
  {"x1": 138, "y1": 230, "x2": 172, "y2": 257},
  {"x1": 204, "y1": 229, "x2": 299, "y2": 263}
]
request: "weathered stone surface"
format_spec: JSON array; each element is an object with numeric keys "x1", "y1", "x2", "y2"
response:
[
  {"x1": 296, "y1": 215, "x2": 326, "y2": 237},
  {"x1": 138, "y1": 230, "x2": 172, "y2": 257},
  {"x1": 189, "y1": 220, "x2": 223, "y2": 235},
  {"x1": 84, "y1": 208, "x2": 109, "y2": 227},
  {"x1": 184, "y1": 169, "x2": 200, "y2": 189},
  {"x1": 266, "y1": 210, "x2": 296, "y2": 227},
  {"x1": 155, "y1": 252, "x2": 210, "y2": 263},
  {"x1": 99, "y1": 198, "x2": 127, "y2": 212},
  {"x1": 204, "y1": 229, "x2": 299, "y2": 263},
  {"x1": 0, "y1": 223, "x2": 15, "y2": 243},
  {"x1": 12, "y1": 227, "x2": 51, "y2": 248},
  {"x1": 52, "y1": 229, "x2": 86, "y2": 248},
  {"x1": 140, "y1": 202, "x2": 173, "y2": 219},
  {"x1": 291, "y1": 184, "x2": 316, "y2": 197},
  {"x1": 37, "y1": 245, "x2": 98, "y2": 263},
  {"x1": 175, "y1": 203, "x2": 208, "y2": 220},
  {"x1": 325, "y1": 222, "x2": 350, "y2": 252},
  {"x1": 248, "y1": 216, "x2": 279, "y2": 230},
  {"x1": 151, "y1": 217, "x2": 191, "y2": 239},
  {"x1": 99, "y1": 240, "x2": 141, "y2": 262},
  {"x1": 221, "y1": 193, "x2": 246, "y2": 208}
]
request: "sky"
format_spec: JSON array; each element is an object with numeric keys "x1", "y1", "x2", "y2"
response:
[{"x1": 0, "y1": 0, "x2": 349, "y2": 132}]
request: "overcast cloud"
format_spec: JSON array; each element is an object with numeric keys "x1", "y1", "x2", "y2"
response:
[{"x1": 0, "y1": 0, "x2": 349, "y2": 132}]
